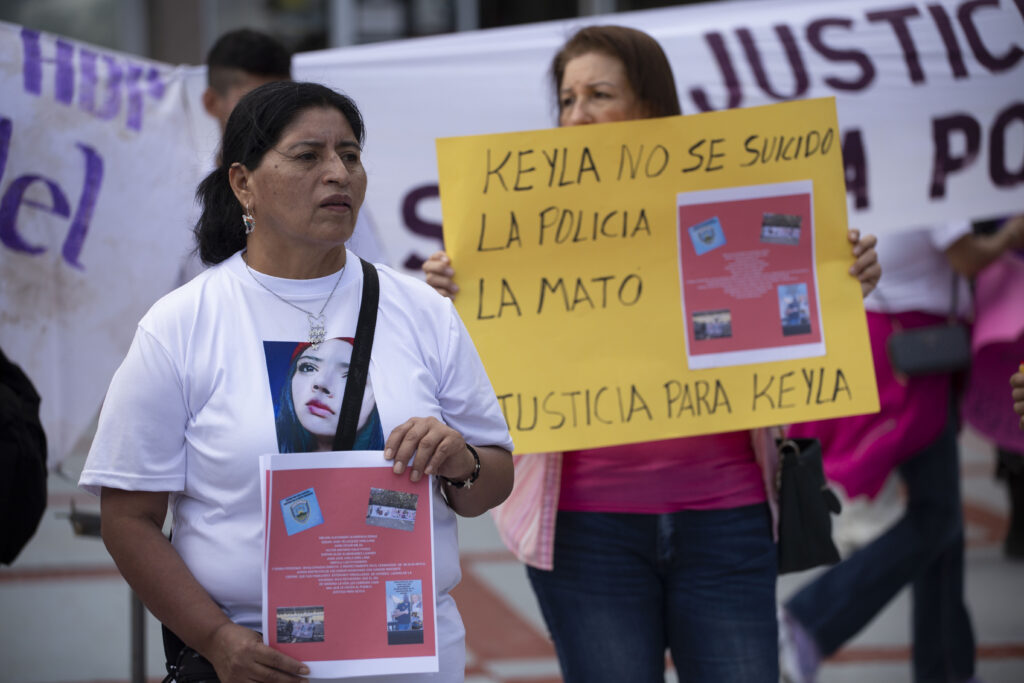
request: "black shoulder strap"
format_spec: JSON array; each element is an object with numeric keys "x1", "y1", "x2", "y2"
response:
[{"x1": 333, "y1": 258, "x2": 379, "y2": 451}]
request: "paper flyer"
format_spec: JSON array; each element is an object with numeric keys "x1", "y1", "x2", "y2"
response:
[
  {"x1": 260, "y1": 451, "x2": 438, "y2": 679},
  {"x1": 677, "y1": 180, "x2": 825, "y2": 369}
]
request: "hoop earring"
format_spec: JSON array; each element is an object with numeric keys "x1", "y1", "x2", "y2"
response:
[{"x1": 242, "y1": 205, "x2": 255, "y2": 235}]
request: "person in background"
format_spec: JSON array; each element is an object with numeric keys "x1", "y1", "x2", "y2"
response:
[
  {"x1": 781, "y1": 219, "x2": 1024, "y2": 683},
  {"x1": 80, "y1": 81, "x2": 513, "y2": 683},
  {"x1": 202, "y1": 28, "x2": 291, "y2": 132},
  {"x1": 971, "y1": 215, "x2": 1024, "y2": 560},
  {"x1": 180, "y1": 28, "x2": 387, "y2": 283},
  {"x1": 0, "y1": 346, "x2": 48, "y2": 566},
  {"x1": 423, "y1": 25, "x2": 879, "y2": 683}
]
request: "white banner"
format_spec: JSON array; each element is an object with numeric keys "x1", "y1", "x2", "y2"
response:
[
  {"x1": 2, "y1": 0, "x2": 1023, "y2": 466},
  {"x1": 1, "y1": 22, "x2": 204, "y2": 468},
  {"x1": 287, "y1": 0, "x2": 1024, "y2": 272}
]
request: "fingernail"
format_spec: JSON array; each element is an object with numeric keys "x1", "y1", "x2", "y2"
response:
[
  {"x1": 300, "y1": 666, "x2": 310, "y2": 674},
  {"x1": 451, "y1": 284, "x2": 460, "y2": 292},
  {"x1": 410, "y1": 470, "x2": 421, "y2": 482},
  {"x1": 384, "y1": 448, "x2": 393, "y2": 460},
  {"x1": 424, "y1": 465, "x2": 435, "y2": 475},
  {"x1": 394, "y1": 461, "x2": 405, "y2": 474}
]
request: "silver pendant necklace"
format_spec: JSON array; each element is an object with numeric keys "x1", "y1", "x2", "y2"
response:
[{"x1": 245, "y1": 260, "x2": 346, "y2": 349}]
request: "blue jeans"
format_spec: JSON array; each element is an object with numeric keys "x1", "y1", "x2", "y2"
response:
[
  {"x1": 786, "y1": 404, "x2": 976, "y2": 682},
  {"x1": 527, "y1": 504, "x2": 778, "y2": 683}
]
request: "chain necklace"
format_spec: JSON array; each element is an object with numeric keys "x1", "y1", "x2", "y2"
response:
[{"x1": 245, "y1": 261, "x2": 346, "y2": 349}]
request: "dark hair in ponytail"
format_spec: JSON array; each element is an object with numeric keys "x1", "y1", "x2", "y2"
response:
[{"x1": 194, "y1": 81, "x2": 365, "y2": 264}]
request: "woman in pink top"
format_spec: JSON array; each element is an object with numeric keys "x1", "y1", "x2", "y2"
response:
[{"x1": 423, "y1": 25, "x2": 880, "y2": 683}]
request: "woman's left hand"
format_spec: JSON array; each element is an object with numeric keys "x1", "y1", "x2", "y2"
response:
[
  {"x1": 848, "y1": 228, "x2": 881, "y2": 298},
  {"x1": 384, "y1": 417, "x2": 476, "y2": 484}
]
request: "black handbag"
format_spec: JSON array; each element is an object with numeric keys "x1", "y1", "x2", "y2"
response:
[
  {"x1": 886, "y1": 274, "x2": 971, "y2": 377},
  {"x1": 776, "y1": 438, "x2": 843, "y2": 574}
]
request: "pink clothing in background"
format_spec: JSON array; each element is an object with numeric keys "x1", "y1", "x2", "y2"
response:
[
  {"x1": 558, "y1": 432, "x2": 765, "y2": 513},
  {"x1": 963, "y1": 252, "x2": 1024, "y2": 452},
  {"x1": 787, "y1": 311, "x2": 953, "y2": 499}
]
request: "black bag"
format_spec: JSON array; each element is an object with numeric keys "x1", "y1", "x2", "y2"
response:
[
  {"x1": 0, "y1": 347, "x2": 48, "y2": 565},
  {"x1": 162, "y1": 624, "x2": 218, "y2": 682},
  {"x1": 162, "y1": 643, "x2": 219, "y2": 683},
  {"x1": 776, "y1": 438, "x2": 842, "y2": 574},
  {"x1": 887, "y1": 323, "x2": 971, "y2": 376},
  {"x1": 885, "y1": 273, "x2": 971, "y2": 377}
]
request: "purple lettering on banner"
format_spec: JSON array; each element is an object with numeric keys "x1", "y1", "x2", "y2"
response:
[
  {"x1": 927, "y1": 5, "x2": 968, "y2": 79},
  {"x1": 18, "y1": 30, "x2": 162, "y2": 131},
  {"x1": 78, "y1": 48, "x2": 97, "y2": 113},
  {"x1": 56, "y1": 39, "x2": 74, "y2": 105},
  {"x1": 126, "y1": 63, "x2": 144, "y2": 131},
  {"x1": 929, "y1": 113, "x2": 982, "y2": 198},
  {"x1": 147, "y1": 66, "x2": 166, "y2": 101},
  {"x1": 75, "y1": 49, "x2": 123, "y2": 120},
  {"x1": 401, "y1": 183, "x2": 442, "y2": 270},
  {"x1": 738, "y1": 25, "x2": 809, "y2": 100},
  {"x1": 807, "y1": 18, "x2": 875, "y2": 91},
  {"x1": 99, "y1": 57, "x2": 124, "y2": 120},
  {"x1": 75, "y1": 49, "x2": 122, "y2": 120},
  {"x1": 20, "y1": 29, "x2": 42, "y2": 95},
  {"x1": 0, "y1": 118, "x2": 9, "y2": 181},
  {"x1": 124, "y1": 63, "x2": 165, "y2": 131},
  {"x1": 866, "y1": 7, "x2": 926, "y2": 83},
  {"x1": 63, "y1": 143, "x2": 104, "y2": 269},
  {"x1": 842, "y1": 129, "x2": 869, "y2": 209},
  {"x1": 0, "y1": 177, "x2": 72, "y2": 256},
  {"x1": 959, "y1": 0, "x2": 1024, "y2": 73},
  {"x1": 689, "y1": 32, "x2": 743, "y2": 112},
  {"x1": 989, "y1": 102, "x2": 1024, "y2": 187}
]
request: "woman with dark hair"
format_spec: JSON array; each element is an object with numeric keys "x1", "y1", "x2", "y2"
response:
[
  {"x1": 275, "y1": 338, "x2": 385, "y2": 453},
  {"x1": 80, "y1": 81, "x2": 513, "y2": 682},
  {"x1": 423, "y1": 25, "x2": 880, "y2": 683}
]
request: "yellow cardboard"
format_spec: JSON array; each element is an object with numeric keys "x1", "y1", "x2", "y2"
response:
[{"x1": 436, "y1": 98, "x2": 878, "y2": 454}]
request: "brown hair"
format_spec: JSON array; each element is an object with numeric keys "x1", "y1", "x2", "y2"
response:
[{"x1": 550, "y1": 25, "x2": 681, "y2": 121}]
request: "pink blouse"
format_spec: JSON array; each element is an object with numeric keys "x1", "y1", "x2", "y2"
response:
[
  {"x1": 558, "y1": 432, "x2": 766, "y2": 513},
  {"x1": 491, "y1": 428, "x2": 781, "y2": 571}
]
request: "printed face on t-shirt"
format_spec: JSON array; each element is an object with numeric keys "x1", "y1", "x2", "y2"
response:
[
  {"x1": 265, "y1": 338, "x2": 384, "y2": 453},
  {"x1": 290, "y1": 338, "x2": 376, "y2": 447}
]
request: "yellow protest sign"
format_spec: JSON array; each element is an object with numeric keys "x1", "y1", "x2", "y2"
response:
[{"x1": 436, "y1": 97, "x2": 878, "y2": 454}]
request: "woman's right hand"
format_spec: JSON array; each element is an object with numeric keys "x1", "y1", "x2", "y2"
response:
[
  {"x1": 1012, "y1": 370, "x2": 1024, "y2": 431},
  {"x1": 207, "y1": 622, "x2": 309, "y2": 683},
  {"x1": 422, "y1": 250, "x2": 458, "y2": 299}
]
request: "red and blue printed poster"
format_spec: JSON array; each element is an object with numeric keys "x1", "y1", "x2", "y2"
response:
[
  {"x1": 260, "y1": 451, "x2": 437, "y2": 678},
  {"x1": 676, "y1": 180, "x2": 825, "y2": 370}
]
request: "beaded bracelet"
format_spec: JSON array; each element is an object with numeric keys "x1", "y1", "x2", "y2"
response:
[{"x1": 441, "y1": 444, "x2": 480, "y2": 489}]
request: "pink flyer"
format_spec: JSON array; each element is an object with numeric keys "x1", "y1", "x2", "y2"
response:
[
  {"x1": 676, "y1": 180, "x2": 825, "y2": 369},
  {"x1": 260, "y1": 451, "x2": 437, "y2": 678}
]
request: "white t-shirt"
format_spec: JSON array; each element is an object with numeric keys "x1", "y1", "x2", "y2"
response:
[
  {"x1": 80, "y1": 249, "x2": 512, "y2": 681},
  {"x1": 864, "y1": 222, "x2": 973, "y2": 318}
]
